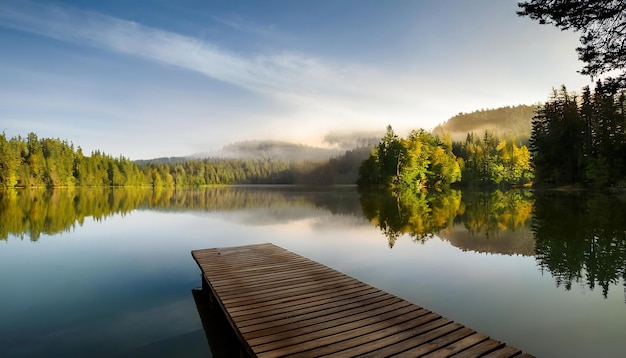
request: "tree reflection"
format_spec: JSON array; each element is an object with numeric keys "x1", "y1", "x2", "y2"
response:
[
  {"x1": 0, "y1": 187, "x2": 148, "y2": 241},
  {"x1": 360, "y1": 188, "x2": 536, "y2": 251},
  {"x1": 0, "y1": 186, "x2": 365, "y2": 241},
  {"x1": 441, "y1": 189, "x2": 535, "y2": 256},
  {"x1": 359, "y1": 188, "x2": 461, "y2": 247},
  {"x1": 362, "y1": 187, "x2": 626, "y2": 298},
  {"x1": 457, "y1": 189, "x2": 533, "y2": 238},
  {"x1": 532, "y1": 190, "x2": 626, "y2": 298}
]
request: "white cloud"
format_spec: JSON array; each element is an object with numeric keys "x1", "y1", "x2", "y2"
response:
[
  {"x1": 0, "y1": 0, "x2": 595, "y2": 158},
  {"x1": 0, "y1": 1, "x2": 424, "y2": 134},
  {"x1": 1, "y1": 2, "x2": 373, "y2": 99}
]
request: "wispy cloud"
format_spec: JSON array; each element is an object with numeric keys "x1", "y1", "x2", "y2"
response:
[
  {"x1": 0, "y1": 0, "x2": 590, "y2": 156},
  {"x1": 0, "y1": 2, "x2": 383, "y2": 109},
  {"x1": 1, "y1": 0, "x2": 439, "y2": 144}
]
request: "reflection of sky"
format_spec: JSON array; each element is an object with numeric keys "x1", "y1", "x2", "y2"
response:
[
  {"x1": 1, "y1": 201, "x2": 626, "y2": 357},
  {"x1": 0, "y1": 214, "x2": 209, "y2": 357},
  {"x1": 208, "y1": 205, "x2": 371, "y2": 229},
  {"x1": 439, "y1": 222, "x2": 536, "y2": 256}
]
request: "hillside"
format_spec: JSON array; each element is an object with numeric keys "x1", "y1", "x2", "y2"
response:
[
  {"x1": 432, "y1": 104, "x2": 537, "y2": 141},
  {"x1": 212, "y1": 140, "x2": 343, "y2": 162}
]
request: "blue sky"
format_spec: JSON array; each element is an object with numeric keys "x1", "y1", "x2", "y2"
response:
[{"x1": 1, "y1": 0, "x2": 591, "y2": 159}]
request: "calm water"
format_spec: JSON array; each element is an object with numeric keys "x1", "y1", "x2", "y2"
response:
[{"x1": 1, "y1": 186, "x2": 625, "y2": 357}]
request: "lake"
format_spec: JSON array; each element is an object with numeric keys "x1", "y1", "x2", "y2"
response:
[{"x1": 1, "y1": 186, "x2": 625, "y2": 357}]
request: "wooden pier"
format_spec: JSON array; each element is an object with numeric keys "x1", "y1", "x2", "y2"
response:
[{"x1": 192, "y1": 243, "x2": 534, "y2": 357}]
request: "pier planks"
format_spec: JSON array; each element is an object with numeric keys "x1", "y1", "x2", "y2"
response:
[{"x1": 192, "y1": 243, "x2": 533, "y2": 358}]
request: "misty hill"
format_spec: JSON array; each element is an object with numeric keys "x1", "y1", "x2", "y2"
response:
[
  {"x1": 302, "y1": 146, "x2": 372, "y2": 185},
  {"x1": 432, "y1": 104, "x2": 537, "y2": 141},
  {"x1": 134, "y1": 156, "x2": 188, "y2": 165},
  {"x1": 212, "y1": 140, "x2": 344, "y2": 162}
]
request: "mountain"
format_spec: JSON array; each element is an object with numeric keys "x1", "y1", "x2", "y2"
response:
[{"x1": 432, "y1": 104, "x2": 537, "y2": 141}]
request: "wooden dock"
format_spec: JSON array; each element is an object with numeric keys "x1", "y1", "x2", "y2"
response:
[{"x1": 191, "y1": 243, "x2": 534, "y2": 357}]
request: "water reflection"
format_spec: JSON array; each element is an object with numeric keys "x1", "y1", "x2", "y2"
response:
[
  {"x1": 0, "y1": 187, "x2": 146, "y2": 241},
  {"x1": 442, "y1": 190, "x2": 535, "y2": 256},
  {"x1": 0, "y1": 186, "x2": 365, "y2": 241},
  {"x1": 359, "y1": 188, "x2": 461, "y2": 247},
  {"x1": 532, "y1": 190, "x2": 626, "y2": 298},
  {"x1": 359, "y1": 188, "x2": 534, "y2": 254},
  {"x1": 2, "y1": 186, "x2": 625, "y2": 300},
  {"x1": 191, "y1": 289, "x2": 241, "y2": 357},
  {"x1": 360, "y1": 187, "x2": 626, "y2": 299}
]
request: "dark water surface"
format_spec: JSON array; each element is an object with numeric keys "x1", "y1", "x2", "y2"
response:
[{"x1": 1, "y1": 186, "x2": 625, "y2": 357}]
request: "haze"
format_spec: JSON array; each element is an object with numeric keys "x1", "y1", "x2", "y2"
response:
[{"x1": 1, "y1": 0, "x2": 591, "y2": 159}]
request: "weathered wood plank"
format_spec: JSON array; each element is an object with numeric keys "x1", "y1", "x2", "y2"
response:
[
  {"x1": 191, "y1": 243, "x2": 534, "y2": 358},
  {"x1": 480, "y1": 345, "x2": 522, "y2": 357},
  {"x1": 232, "y1": 286, "x2": 383, "y2": 320},
  {"x1": 450, "y1": 339, "x2": 505, "y2": 357},
  {"x1": 354, "y1": 322, "x2": 465, "y2": 358},
  {"x1": 241, "y1": 295, "x2": 405, "y2": 339},
  {"x1": 255, "y1": 305, "x2": 432, "y2": 353},
  {"x1": 247, "y1": 302, "x2": 421, "y2": 348},
  {"x1": 419, "y1": 333, "x2": 490, "y2": 358},
  {"x1": 388, "y1": 326, "x2": 476, "y2": 357}
]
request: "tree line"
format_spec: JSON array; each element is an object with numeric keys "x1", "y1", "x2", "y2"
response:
[
  {"x1": 454, "y1": 132, "x2": 533, "y2": 186},
  {"x1": 518, "y1": 0, "x2": 626, "y2": 187},
  {"x1": 357, "y1": 125, "x2": 533, "y2": 190},
  {"x1": 530, "y1": 84, "x2": 626, "y2": 187},
  {"x1": 0, "y1": 132, "x2": 145, "y2": 188},
  {"x1": 0, "y1": 132, "x2": 369, "y2": 188},
  {"x1": 358, "y1": 127, "x2": 462, "y2": 190}
]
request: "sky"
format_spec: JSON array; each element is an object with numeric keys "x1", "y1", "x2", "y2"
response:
[{"x1": 0, "y1": 0, "x2": 593, "y2": 159}]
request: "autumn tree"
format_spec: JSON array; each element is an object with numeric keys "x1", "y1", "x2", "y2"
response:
[
  {"x1": 358, "y1": 126, "x2": 461, "y2": 190},
  {"x1": 454, "y1": 131, "x2": 533, "y2": 186}
]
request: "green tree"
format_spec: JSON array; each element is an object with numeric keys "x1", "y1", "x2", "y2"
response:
[
  {"x1": 455, "y1": 131, "x2": 532, "y2": 186},
  {"x1": 377, "y1": 125, "x2": 404, "y2": 186},
  {"x1": 0, "y1": 133, "x2": 21, "y2": 188},
  {"x1": 25, "y1": 132, "x2": 45, "y2": 187},
  {"x1": 531, "y1": 84, "x2": 626, "y2": 186},
  {"x1": 359, "y1": 126, "x2": 461, "y2": 190},
  {"x1": 530, "y1": 86, "x2": 585, "y2": 185}
]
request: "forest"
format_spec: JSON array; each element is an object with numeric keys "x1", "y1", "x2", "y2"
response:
[
  {"x1": 360, "y1": 0, "x2": 626, "y2": 190},
  {"x1": 432, "y1": 104, "x2": 535, "y2": 142},
  {"x1": 530, "y1": 84, "x2": 626, "y2": 187},
  {"x1": 2, "y1": 2, "x2": 625, "y2": 191},
  {"x1": 0, "y1": 133, "x2": 145, "y2": 188},
  {"x1": 0, "y1": 132, "x2": 369, "y2": 188},
  {"x1": 519, "y1": 0, "x2": 626, "y2": 187},
  {"x1": 3, "y1": 85, "x2": 622, "y2": 190},
  {"x1": 357, "y1": 126, "x2": 533, "y2": 190},
  {"x1": 0, "y1": 104, "x2": 537, "y2": 190}
]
